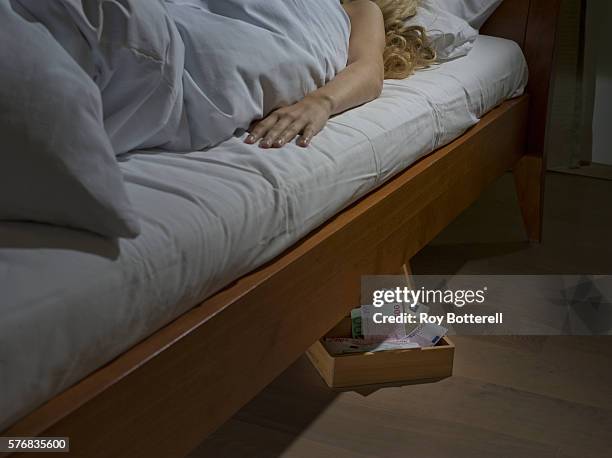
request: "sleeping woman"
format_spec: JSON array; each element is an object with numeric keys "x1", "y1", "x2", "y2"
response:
[{"x1": 244, "y1": 0, "x2": 436, "y2": 149}]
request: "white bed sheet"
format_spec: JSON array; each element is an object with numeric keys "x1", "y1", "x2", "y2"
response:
[{"x1": 0, "y1": 35, "x2": 527, "y2": 429}]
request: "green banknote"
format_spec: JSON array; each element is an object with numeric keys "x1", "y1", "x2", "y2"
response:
[{"x1": 351, "y1": 307, "x2": 363, "y2": 339}]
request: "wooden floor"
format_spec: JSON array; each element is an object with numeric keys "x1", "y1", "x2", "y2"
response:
[{"x1": 189, "y1": 172, "x2": 612, "y2": 458}]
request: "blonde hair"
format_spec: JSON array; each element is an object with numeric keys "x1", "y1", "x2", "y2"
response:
[{"x1": 354, "y1": 0, "x2": 436, "y2": 79}]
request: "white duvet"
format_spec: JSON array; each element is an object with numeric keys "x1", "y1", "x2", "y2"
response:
[{"x1": 14, "y1": 0, "x2": 350, "y2": 153}]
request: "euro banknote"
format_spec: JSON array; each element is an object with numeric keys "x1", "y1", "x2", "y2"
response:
[{"x1": 323, "y1": 337, "x2": 420, "y2": 355}]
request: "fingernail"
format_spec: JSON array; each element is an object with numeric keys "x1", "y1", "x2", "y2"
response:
[
  {"x1": 245, "y1": 135, "x2": 255, "y2": 143},
  {"x1": 273, "y1": 139, "x2": 285, "y2": 147},
  {"x1": 259, "y1": 140, "x2": 270, "y2": 148}
]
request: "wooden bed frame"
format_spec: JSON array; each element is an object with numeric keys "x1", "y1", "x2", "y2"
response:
[{"x1": 2, "y1": 1, "x2": 560, "y2": 456}]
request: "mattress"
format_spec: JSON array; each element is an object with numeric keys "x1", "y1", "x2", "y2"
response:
[{"x1": 0, "y1": 35, "x2": 528, "y2": 429}]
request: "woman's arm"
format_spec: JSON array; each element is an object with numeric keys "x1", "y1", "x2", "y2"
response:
[{"x1": 245, "y1": 0, "x2": 385, "y2": 148}]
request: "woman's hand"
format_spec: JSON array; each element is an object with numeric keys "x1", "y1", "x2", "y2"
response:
[{"x1": 245, "y1": 94, "x2": 333, "y2": 148}]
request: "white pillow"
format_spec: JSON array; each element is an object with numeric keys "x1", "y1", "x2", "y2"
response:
[
  {"x1": 0, "y1": 2, "x2": 141, "y2": 238},
  {"x1": 433, "y1": 0, "x2": 504, "y2": 29},
  {"x1": 406, "y1": 0, "x2": 479, "y2": 61}
]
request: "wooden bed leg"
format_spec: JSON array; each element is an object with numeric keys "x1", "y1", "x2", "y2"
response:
[
  {"x1": 402, "y1": 261, "x2": 415, "y2": 287},
  {"x1": 513, "y1": 155, "x2": 544, "y2": 243}
]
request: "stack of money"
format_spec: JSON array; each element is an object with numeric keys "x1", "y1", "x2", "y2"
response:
[
  {"x1": 350, "y1": 308, "x2": 363, "y2": 339},
  {"x1": 324, "y1": 304, "x2": 448, "y2": 356},
  {"x1": 323, "y1": 337, "x2": 419, "y2": 355}
]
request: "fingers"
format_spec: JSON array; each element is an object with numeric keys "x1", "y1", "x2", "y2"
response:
[
  {"x1": 244, "y1": 114, "x2": 278, "y2": 145},
  {"x1": 260, "y1": 114, "x2": 297, "y2": 148},
  {"x1": 297, "y1": 124, "x2": 320, "y2": 148},
  {"x1": 245, "y1": 112, "x2": 296, "y2": 148},
  {"x1": 244, "y1": 108, "x2": 325, "y2": 148},
  {"x1": 275, "y1": 120, "x2": 308, "y2": 147}
]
